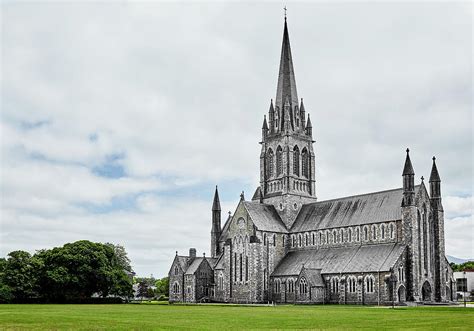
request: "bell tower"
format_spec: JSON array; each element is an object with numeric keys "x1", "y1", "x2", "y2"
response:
[{"x1": 259, "y1": 17, "x2": 317, "y2": 229}]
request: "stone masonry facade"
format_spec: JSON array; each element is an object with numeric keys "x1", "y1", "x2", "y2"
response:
[{"x1": 168, "y1": 17, "x2": 455, "y2": 305}]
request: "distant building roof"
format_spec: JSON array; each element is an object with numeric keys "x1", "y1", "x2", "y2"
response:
[
  {"x1": 272, "y1": 243, "x2": 405, "y2": 276},
  {"x1": 290, "y1": 186, "x2": 421, "y2": 232}
]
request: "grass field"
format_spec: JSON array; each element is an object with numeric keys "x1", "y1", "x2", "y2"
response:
[{"x1": 0, "y1": 303, "x2": 472, "y2": 330}]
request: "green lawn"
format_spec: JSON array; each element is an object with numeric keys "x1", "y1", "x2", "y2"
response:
[{"x1": 0, "y1": 303, "x2": 472, "y2": 330}]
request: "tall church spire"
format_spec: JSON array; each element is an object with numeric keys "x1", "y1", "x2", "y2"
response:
[
  {"x1": 275, "y1": 17, "x2": 298, "y2": 130},
  {"x1": 211, "y1": 186, "x2": 222, "y2": 257}
]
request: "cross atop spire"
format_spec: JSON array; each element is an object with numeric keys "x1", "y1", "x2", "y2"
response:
[{"x1": 284, "y1": 6, "x2": 287, "y2": 20}]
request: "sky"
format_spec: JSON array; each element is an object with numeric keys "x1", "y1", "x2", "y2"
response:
[{"x1": 1, "y1": 2, "x2": 472, "y2": 277}]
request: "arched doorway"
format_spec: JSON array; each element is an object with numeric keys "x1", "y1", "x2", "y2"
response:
[
  {"x1": 398, "y1": 285, "x2": 406, "y2": 302},
  {"x1": 422, "y1": 281, "x2": 432, "y2": 302}
]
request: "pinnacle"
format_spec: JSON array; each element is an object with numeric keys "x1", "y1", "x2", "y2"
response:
[
  {"x1": 402, "y1": 148, "x2": 415, "y2": 176},
  {"x1": 212, "y1": 186, "x2": 221, "y2": 211},
  {"x1": 429, "y1": 156, "x2": 441, "y2": 182}
]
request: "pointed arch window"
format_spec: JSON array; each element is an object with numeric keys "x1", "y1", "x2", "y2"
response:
[
  {"x1": 288, "y1": 279, "x2": 294, "y2": 293},
  {"x1": 299, "y1": 277, "x2": 308, "y2": 294},
  {"x1": 293, "y1": 146, "x2": 300, "y2": 176},
  {"x1": 276, "y1": 146, "x2": 283, "y2": 176},
  {"x1": 302, "y1": 148, "x2": 309, "y2": 178},
  {"x1": 365, "y1": 275, "x2": 374, "y2": 293},
  {"x1": 267, "y1": 149, "x2": 274, "y2": 178},
  {"x1": 348, "y1": 276, "x2": 357, "y2": 293}
]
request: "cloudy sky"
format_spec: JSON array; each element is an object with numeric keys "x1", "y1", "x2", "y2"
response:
[{"x1": 1, "y1": 2, "x2": 472, "y2": 277}]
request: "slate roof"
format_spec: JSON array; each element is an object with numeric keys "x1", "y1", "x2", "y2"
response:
[
  {"x1": 175, "y1": 256, "x2": 189, "y2": 271},
  {"x1": 244, "y1": 201, "x2": 288, "y2": 233},
  {"x1": 291, "y1": 186, "x2": 420, "y2": 232},
  {"x1": 184, "y1": 257, "x2": 218, "y2": 275},
  {"x1": 272, "y1": 243, "x2": 406, "y2": 276},
  {"x1": 251, "y1": 187, "x2": 263, "y2": 201},
  {"x1": 218, "y1": 213, "x2": 232, "y2": 242},
  {"x1": 214, "y1": 253, "x2": 225, "y2": 270},
  {"x1": 301, "y1": 268, "x2": 324, "y2": 286},
  {"x1": 185, "y1": 258, "x2": 204, "y2": 275}
]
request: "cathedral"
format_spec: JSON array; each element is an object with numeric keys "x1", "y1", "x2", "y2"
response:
[{"x1": 168, "y1": 18, "x2": 455, "y2": 305}]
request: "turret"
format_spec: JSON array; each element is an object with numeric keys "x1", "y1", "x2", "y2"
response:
[
  {"x1": 429, "y1": 156, "x2": 442, "y2": 210},
  {"x1": 262, "y1": 116, "x2": 268, "y2": 141},
  {"x1": 402, "y1": 148, "x2": 415, "y2": 206},
  {"x1": 429, "y1": 156, "x2": 445, "y2": 301},
  {"x1": 300, "y1": 98, "x2": 306, "y2": 129},
  {"x1": 305, "y1": 114, "x2": 312, "y2": 137},
  {"x1": 268, "y1": 99, "x2": 275, "y2": 133},
  {"x1": 211, "y1": 186, "x2": 222, "y2": 258}
]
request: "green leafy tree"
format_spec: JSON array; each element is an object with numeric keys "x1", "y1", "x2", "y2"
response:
[
  {"x1": 0, "y1": 251, "x2": 41, "y2": 301},
  {"x1": 137, "y1": 281, "x2": 149, "y2": 300},
  {"x1": 35, "y1": 240, "x2": 133, "y2": 301},
  {"x1": 155, "y1": 277, "x2": 169, "y2": 297}
]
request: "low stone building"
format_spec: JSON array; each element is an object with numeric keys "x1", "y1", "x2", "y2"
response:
[{"x1": 168, "y1": 17, "x2": 455, "y2": 305}]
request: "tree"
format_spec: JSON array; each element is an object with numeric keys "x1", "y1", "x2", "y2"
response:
[
  {"x1": 106, "y1": 243, "x2": 132, "y2": 273},
  {"x1": 155, "y1": 277, "x2": 169, "y2": 297},
  {"x1": 0, "y1": 251, "x2": 41, "y2": 301},
  {"x1": 0, "y1": 241, "x2": 134, "y2": 303},
  {"x1": 137, "y1": 281, "x2": 150, "y2": 300},
  {"x1": 35, "y1": 240, "x2": 133, "y2": 301}
]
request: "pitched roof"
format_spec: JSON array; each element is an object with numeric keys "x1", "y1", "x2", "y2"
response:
[
  {"x1": 272, "y1": 243, "x2": 405, "y2": 276},
  {"x1": 214, "y1": 253, "x2": 225, "y2": 270},
  {"x1": 185, "y1": 258, "x2": 204, "y2": 275},
  {"x1": 218, "y1": 213, "x2": 232, "y2": 241},
  {"x1": 300, "y1": 268, "x2": 325, "y2": 287},
  {"x1": 175, "y1": 256, "x2": 189, "y2": 271},
  {"x1": 291, "y1": 186, "x2": 420, "y2": 232},
  {"x1": 251, "y1": 187, "x2": 263, "y2": 202},
  {"x1": 244, "y1": 201, "x2": 288, "y2": 233},
  {"x1": 185, "y1": 257, "x2": 219, "y2": 275}
]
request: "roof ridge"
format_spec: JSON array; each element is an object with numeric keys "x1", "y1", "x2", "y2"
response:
[{"x1": 305, "y1": 185, "x2": 421, "y2": 205}]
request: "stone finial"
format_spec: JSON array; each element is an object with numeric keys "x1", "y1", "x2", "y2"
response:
[{"x1": 240, "y1": 191, "x2": 245, "y2": 201}]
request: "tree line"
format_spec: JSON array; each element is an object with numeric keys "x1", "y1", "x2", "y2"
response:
[
  {"x1": 449, "y1": 261, "x2": 474, "y2": 272},
  {"x1": 134, "y1": 276, "x2": 169, "y2": 300},
  {"x1": 0, "y1": 240, "x2": 134, "y2": 303}
]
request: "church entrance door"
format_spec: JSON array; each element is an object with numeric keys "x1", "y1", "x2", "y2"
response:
[
  {"x1": 397, "y1": 285, "x2": 406, "y2": 302},
  {"x1": 421, "y1": 281, "x2": 432, "y2": 302}
]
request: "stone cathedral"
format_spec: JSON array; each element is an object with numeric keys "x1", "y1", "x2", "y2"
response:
[{"x1": 168, "y1": 18, "x2": 455, "y2": 305}]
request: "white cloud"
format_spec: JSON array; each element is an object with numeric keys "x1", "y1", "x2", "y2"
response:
[{"x1": 1, "y1": 2, "x2": 472, "y2": 275}]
